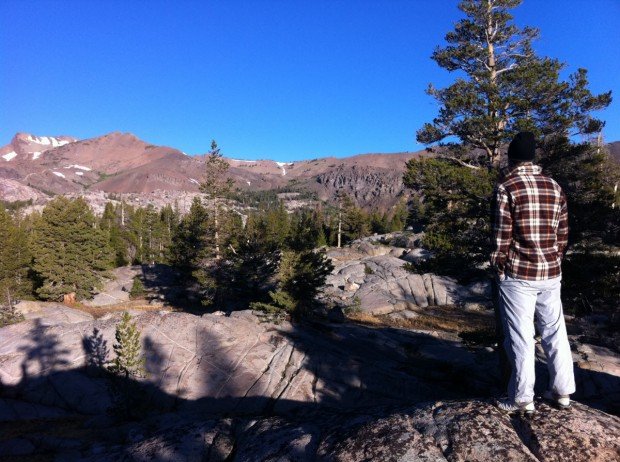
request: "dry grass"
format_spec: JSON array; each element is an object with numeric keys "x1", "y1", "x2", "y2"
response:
[
  {"x1": 348, "y1": 305, "x2": 495, "y2": 337},
  {"x1": 346, "y1": 312, "x2": 385, "y2": 326}
]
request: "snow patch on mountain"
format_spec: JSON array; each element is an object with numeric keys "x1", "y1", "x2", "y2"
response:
[
  {"x1": 27, "y1": 135, "x2": 72, "y2": 147},
  {"x1": 32, "y1": 151, "x2": 42, "y2": 160},
  {"x1": 65, "y1": 164, "x2": 92, "y2": 171},
  {"x1": 75, "y1": 172, "x2": 84, "y2": 176},
  {"x1": 189, "y1": 178, "x2": 200, "y2": 185},
  {"x1": 52, "y1": 171, "x2": 66, "y2": 179},
  {"x1": 229, "y1": 159, "x2": 257, "y2": 163},
  {"x1": 2, "y1": 151, "x2": 17, "y2": 161},
  {"x1": 275, "y1": 161, "x2": 293, "y2": 176}
]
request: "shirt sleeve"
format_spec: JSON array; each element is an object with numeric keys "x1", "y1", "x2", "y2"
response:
[
  {"x1": 490, "y1": 184, "x2": 512, "y2": 274},
  {"x1": 557, "y1": 189, "x2": 569, "y2": 257}
]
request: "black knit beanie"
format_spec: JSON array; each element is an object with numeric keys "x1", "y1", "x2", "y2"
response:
[{"x1": 508, "y1": 131, "x2": 536, "y2": 161}]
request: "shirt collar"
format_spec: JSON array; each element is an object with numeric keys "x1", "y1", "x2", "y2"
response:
[{"x1": 508, "y1": 163, "x2": 542, "y2": 176}]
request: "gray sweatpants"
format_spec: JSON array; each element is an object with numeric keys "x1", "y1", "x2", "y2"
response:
[{"x1": 498, "y1": 274, "x2": 576, "y2": 404}]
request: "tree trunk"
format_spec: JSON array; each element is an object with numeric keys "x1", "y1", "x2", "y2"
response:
[
  {"x1": 214, "y1": 201, "x2": 220, "y2": 260},
  {"x1": 485, "y1": 0, "x2": 502, "y2": 168},
  {"x1": 5, "y1": 288, "x2": 13, "y2": 312},
  {"x1": 337, "y1": 209, "x2": 342, "y2": 248},
  {"x1": 149, "y1": 226, "x2": 153, "y2": 264}
]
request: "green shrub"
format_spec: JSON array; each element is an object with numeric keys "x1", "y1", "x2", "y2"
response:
[
  {"x1": 250, "y1": 249, "x2": 334, "y2": 321},
  {"x1": 129, "y1": 276, "x2": 146, "y2": 299},
  {"x1": 106, "y1": 312, "x2": 150, "y2": 421},
  {"x1": 0, "y1": 304, "x2": 24, "y2": 327},
  {"x1": 250, "y1": 290, "x2": 297, "y2": 322},
  {"x1": 108, "y1": 311, "x2": 145, "y2": 378},
  {"x1": 343, "y1": 296, "x2": 362, "y2": 315}
]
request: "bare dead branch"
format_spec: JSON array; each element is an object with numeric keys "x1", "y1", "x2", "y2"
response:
[{"x1": 436, "y1": 155, "x2": 481, "y2": 170}]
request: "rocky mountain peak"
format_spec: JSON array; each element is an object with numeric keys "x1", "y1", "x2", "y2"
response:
[
  {"x1": 1, "y1": 133, "x2": 78, "y2": 163},
  {"x1": 11, "y1": 132, "x2": 77, "y2": 151}
]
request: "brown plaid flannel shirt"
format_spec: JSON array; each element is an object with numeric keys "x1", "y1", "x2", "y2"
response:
[{"x1": 490, "y1": 163, "x2": 569, "y2": 281}]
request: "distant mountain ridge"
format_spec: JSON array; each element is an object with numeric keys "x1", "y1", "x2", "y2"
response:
[
  {"x1": 2, "y1": 132, "x2": 618, "y2": 210},
  {"x1": 0, "y1": 131, "x2": 422, "y2": 210}
]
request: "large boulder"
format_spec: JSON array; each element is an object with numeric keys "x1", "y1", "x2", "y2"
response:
[{"x1": 325, "y1": 254, "x2": 491, "y2": 315}]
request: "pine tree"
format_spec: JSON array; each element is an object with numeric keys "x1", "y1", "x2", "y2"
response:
[
  {"x1": 200, "y1": 140, "x2": 234, "y2": 260},
  {"x1": 388, "y1": 199, "x2": 409, "y2": 232},
  {"x1": 538, "y1": 138, "x2": 620, "y2": 247},
  {"x1": 341, "y1": 195, "x2": 370, "y2": 242},
  {"x1": 406, "y1": 0, "x2": 613, "y2": 277},
  {"x1": 416, "y1": 0, "x2": 611, "y2": 168},
  {"x1": 219, "y1": 238, "x2": 279, "y2": 310},
  {"x1": 251, "y1": 249, "x2": 334, "y2": 320},
  {"x1": 108, "y1": 311, "x2": 145, "y2": 378},
  {"x1": 159, "y1": 204, "x2": 179, "y2": 263},
  {"x1": 314, "y1": 207, "x2": 328, "y2": 247},
  {"x1": 30, "y1": 197, "x2": 114, "y2": 301},
  {"x1": 369, "y1": 211, "x2": 387, "y2": 235},
  {"x1": 287, "y1": 208, "x2": 324, "y2": 251},
  {"x1": 143, "y1": 205, "x2": 161, "y2": 265},
  {"x1": 0, "y1": 207, "x2": 30, "y2": 325},
  {"x1": 170, "y1": 198, "x2": 208, "y2": 266},
  {"x1": 101, "y1": 202, "x2": 129, "y2": 266},
  {"x1": 126, "y1": 205, "x2": 145, "y2": 264},
  {"x1": 169, "y1": 197, "x2": 214, "y2": 305},
  {"x1": 404, "y1": 158, "x2": 496, "y2": 273}
]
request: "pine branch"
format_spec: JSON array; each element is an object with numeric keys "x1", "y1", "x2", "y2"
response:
[{"x1": 435, "y1": 155, "x2": 481, "y2": 170}]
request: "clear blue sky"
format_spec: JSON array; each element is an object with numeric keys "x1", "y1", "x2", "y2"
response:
[{"x1": 1, "y1": 1, "x2": 619, "y2": 161}]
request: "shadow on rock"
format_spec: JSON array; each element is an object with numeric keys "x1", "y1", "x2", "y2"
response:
[
  {"x1": 1, "y1": 311, "x2": 619, "y2": 460},
  {"x1": 17, "y1": 318, "x2": 71, "y2": 385},
  {"x1": 82, "y1": 327, "x2": 109, "y2": 373},
  {"x1": 140, "y1": 263, "x2": 205, "y2": 312}
]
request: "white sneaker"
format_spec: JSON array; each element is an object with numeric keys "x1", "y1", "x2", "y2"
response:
[
  {"x1": 543, "y1": 391, "x2": 571, "y2": 409},
  {"x1": 496, "y1": 398, "x2": 536, "y2": 415}
]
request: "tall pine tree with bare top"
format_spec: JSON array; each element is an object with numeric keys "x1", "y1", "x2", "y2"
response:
[
  {"x1": 405, "y1": 0, "x2": 613, "y2": 275},
  {"x1": 416, "y1": 0, "x2": 611, "y2": 168}
]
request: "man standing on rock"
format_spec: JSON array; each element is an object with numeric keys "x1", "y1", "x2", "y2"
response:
[{"x1": 490, "y1": 131, "x2": 575, "y2": 414}]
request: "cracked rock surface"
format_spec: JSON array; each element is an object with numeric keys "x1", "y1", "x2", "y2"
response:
[
  {"x1": 0, "y1": 306, "x2": 618, "y2": 460},
  {"x1": 324, "y1": 241, "x2": 491, "y2": 315}
]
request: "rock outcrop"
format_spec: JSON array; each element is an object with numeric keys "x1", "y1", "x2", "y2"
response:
[
  {"x1": 1, "y1": 304, "x2": 619, "y2": 460},
  {"x1": 314, "y1": 164, "x2": 408, "y2": 210},
  {"x1": 325, "y1": 240, "x2": 491, "y2": 314},
  {"x1": 84, "y1": 266, "x2": 141, "y2": 307},
  {"x1": 0, "y1": 307, "x2": 488, "y2": 415},
  {"x1": 107, "y1": 400, "x2": 620, "y2": 461}
]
